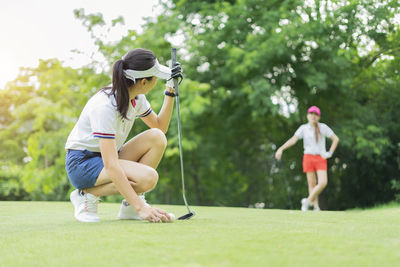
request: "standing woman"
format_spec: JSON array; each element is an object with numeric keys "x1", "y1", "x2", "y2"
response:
[
  {"x1": 275, "y1": 106, "x2": 339, "y2": 211},
  {"x1": 65, "y1": 48, "x2": 182, "y2": 222}
]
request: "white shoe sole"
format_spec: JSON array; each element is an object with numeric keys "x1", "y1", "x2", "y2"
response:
[
  {"x1": 118, "y1": 205, "x2": 142, "y2": 220},
  {"x1": 74, "y1": 214, "x2": 100, "y2": 223}
]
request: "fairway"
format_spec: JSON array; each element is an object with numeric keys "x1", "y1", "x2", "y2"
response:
[{"x1": 0, "y1": 202, "x2": 399, "y2": 267}]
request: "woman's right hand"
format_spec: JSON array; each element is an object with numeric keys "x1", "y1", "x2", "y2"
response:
[
  {"x1": 138, "y1": 205, "x2": 170, "y2": 223},
  {"x1": 275, "y1": 149, "x2": 283, "y2": 161}
]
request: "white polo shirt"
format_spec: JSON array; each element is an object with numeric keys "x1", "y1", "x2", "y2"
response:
[
  {"x1": 65, "y1": 88, "x2": 152, "y2": 152},
  {"x1": 294, "y1": 123, "x2": 334, "y2": 155}
]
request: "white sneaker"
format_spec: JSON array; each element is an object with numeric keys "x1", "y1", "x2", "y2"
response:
[
  {"x1": 301, "y1": 198, "x2": 312, "y2": 211},
  {"x1": 70, "y1": 189, "x2": 100, "y2": 223},
  {"x1": 118, "y1": 195, "x2": 149, "y2": 220},
  {"x1": 313, "y1": 207, "x2": 321, "y2": 212}
]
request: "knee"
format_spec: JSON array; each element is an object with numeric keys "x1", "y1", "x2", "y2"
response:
[
  {"x1": 319, "y1": 180, "x2": 328, "y2": 188},
  {"x1": 147, "y1": 128, "x2": 167, "y2": 148},
  {"x1": 143, "y1": 168, "x2": 159, "y2": 192},
  {"x1": 128, "y1": 168, "x2": 159, "y2": 194}
]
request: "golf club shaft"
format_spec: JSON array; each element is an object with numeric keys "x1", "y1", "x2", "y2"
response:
[
  {"x1": 278, "y1": 159, "x2": 293, "y2": 209},
  {"x1": 171, "y1": 48, "x2": 191, "y2": 213}
]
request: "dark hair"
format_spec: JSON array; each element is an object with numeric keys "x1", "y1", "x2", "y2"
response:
[
  {"x1": 315, "y1": 124, "x2": 320, "y2": 143},
  {"x1": 103, "y1": 48, "x2": 156, "y2": 119}
]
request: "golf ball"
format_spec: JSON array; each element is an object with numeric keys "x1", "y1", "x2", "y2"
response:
[{"x1": 168, "y1": 213, "x2": 175, "y2": 221}]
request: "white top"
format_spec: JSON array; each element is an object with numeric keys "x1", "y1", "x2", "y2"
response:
[
  {"x1": 65, "y1": 88, "x2": 152, "y2": 152},
  {"x1": 294, "y1": 123, "x2": 334, "y2": 155}
]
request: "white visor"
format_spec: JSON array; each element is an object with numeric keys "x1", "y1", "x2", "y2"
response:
[{"x1": 123, "y1": 59, "x2": 171, "y2": 83}]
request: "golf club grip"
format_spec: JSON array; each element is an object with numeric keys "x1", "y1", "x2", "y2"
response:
[{"x1": 171, "y1": 48, "x2": 179, "y2": 94}]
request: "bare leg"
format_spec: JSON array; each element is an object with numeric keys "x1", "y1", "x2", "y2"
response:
[
  {"x1": 118, "y1": 128, "x2": 167, "y2": 168},
  {"x1": 308, "y1": 170, "x2": 328, "y2": 203},
  {"x1": 85, "y1": 128, "x2": 167, "y2": 196},
  {"x1": 84, "y1": 181, "x2": 136, "y2": 197},
  {"x1": 85, "y1": 160, "x2": 159, "y2": 196},
  {"x1": 306, "y1": 172, "x2": 318, "y2": 208}
]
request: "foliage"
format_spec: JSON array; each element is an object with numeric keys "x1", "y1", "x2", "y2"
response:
[
  {"x1": 0, "y1": 0, "x2": 399, "y2": 209},
  {"x1": 166, "y1": 0, "x2": 400, "y2": 209},
  {"x1": 0, "y1": 59, "x2": 109, "y2": 200}
]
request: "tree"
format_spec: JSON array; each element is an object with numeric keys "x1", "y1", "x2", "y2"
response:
[
  {"x1": 1, "y1": 0, "x2": 399, "y2": 210},
  {"x1": 164, "y1": 0, "x2": 400, "y2": 208},
  {"x1": 0, "y1": 59, "x2": 108, "y2": 200}
]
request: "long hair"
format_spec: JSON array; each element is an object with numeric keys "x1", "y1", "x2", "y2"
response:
[
  {"x1": 103, "y1": 48, "x2": 156, "y2": 119},
  {"x1": 315, "y1": 124, "x2": 320, "y2": 143}
]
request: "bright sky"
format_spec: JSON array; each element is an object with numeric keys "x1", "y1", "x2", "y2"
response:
[{"x1": 0, "y1": 0, "x2": 161, "y2": 88}]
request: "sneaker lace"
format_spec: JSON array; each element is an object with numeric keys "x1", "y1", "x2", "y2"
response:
[{"x1": 85, "y1": 196, "x2": 100, "y2": 213}]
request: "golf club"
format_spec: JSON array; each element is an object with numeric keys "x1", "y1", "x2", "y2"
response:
[
  {"x1": 276, "y1": 159, "x2": 293, "y2": 209},
  {"x1": 171, "y1": 47, "x2": 195, "y2": 220}
]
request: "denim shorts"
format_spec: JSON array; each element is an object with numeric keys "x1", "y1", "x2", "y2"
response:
[{"x1": 65, "y1": 149, "x2": 104, "y2": 189}]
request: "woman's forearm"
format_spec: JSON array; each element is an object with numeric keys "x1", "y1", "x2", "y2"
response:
[
  {"x1": 156, "y1": 95, "x2": 175, "y2": 133},
  {"x1": 329, "y1": 135, "x2": 340, "y2": 153},
  {"x1": 105, "y1": 164, "x2": 144, "y2": 212},
  {"x1": 279, "y1": 136, "x2": 298, "y2": 151}
]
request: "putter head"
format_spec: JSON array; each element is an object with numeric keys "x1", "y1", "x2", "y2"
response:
[{"x1": 178, "y1": 211, "x2": 196, "y2": 220}]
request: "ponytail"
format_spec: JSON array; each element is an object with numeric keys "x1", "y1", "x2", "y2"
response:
[
  {"x1": 102, "y1": 48, "x2": 156, "y2": 119},
  {"x1": 315, "y1": 124, "x2": 320, "y2": 143},
  {"x1": 109, "y1": 59, "x2": 132, "y2": 119}
]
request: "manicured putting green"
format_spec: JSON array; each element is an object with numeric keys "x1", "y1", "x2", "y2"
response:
[{"x1": 0, "y1": 201, "x2": 399, "y2": 266}]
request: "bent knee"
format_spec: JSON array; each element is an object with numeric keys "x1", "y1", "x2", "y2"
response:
[
  {"x1": 147, "y1": 128, "x2": 167, "y2": 148},
  {"x1": 143, "y1": 168, "x2": 159, "y2": 191}
]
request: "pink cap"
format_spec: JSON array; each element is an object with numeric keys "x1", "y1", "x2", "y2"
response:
[{"x1": 307, "y1": 106, "x2": 320, "y2": 115}]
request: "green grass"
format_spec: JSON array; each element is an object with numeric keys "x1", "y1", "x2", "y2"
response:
[{"x1": 0, "y1": 201, "x2": 399, "y2": 267}]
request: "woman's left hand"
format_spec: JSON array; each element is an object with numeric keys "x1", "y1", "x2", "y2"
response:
[
  {"x1": 321, "y1": 151, "x2": 332, "y2": 159},
  {"x1": 166, "y1": 62, "x2": 183, "y2": 89}
]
